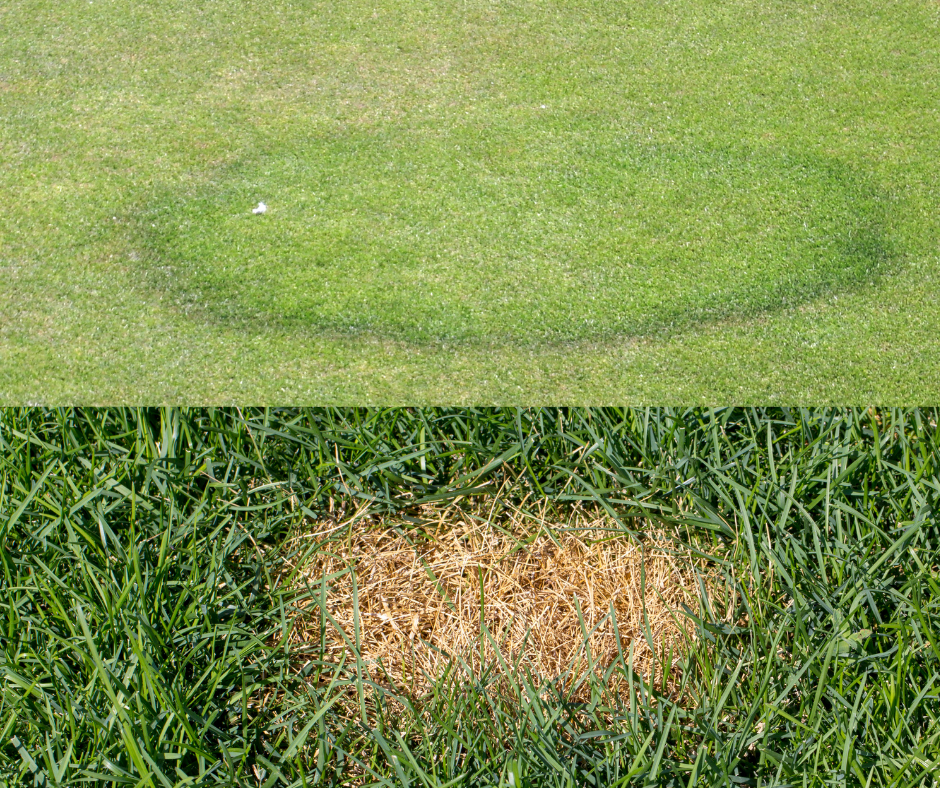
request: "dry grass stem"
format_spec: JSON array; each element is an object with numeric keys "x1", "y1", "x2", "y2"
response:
[{"x1": 291, "y1": 508, "x2": 706, "y2": 706}]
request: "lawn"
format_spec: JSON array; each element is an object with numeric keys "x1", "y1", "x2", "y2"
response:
[
  {"x1": 3, "y1": 407, "x2": 939, "y2": 786},
  {"x1": 2, "y1": 0, "x2": 939, "y2": 400}
]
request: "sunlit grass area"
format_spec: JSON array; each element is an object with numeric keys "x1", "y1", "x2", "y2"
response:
[
  {"x1": 140, "y1": 145, "x2": 892, "y2": 342},
  {"x1": 1, "y1": 1, "x2": 939, "y2": 398},
  {"x1": 3, "y1": 408, "x2": 939, "y2": 785}
]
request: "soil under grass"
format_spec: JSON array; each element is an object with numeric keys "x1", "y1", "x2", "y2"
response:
[{"x1": 2, "y1": 0, "x2": 940, "y2": 398}]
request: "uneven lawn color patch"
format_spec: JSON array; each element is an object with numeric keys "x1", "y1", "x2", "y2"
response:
[{"x1": 289, "y1": 507, "x2": 711, "y2": 706}]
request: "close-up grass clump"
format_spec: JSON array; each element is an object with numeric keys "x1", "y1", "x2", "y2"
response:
[
  {"x1": 2, "y1": 0, "x2": 940, "y2": 399},
  {"x1": 2, "y1": 407, "x2": 939, "y2": 786}
]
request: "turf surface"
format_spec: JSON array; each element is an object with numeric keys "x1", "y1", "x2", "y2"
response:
[
  {"x1": 143, "y1": 147, "x2": 893, "y2": 341},
  {"x1": 3, "y1": 407, "x2": 940, "y2": 785},
  {"x1": 2, "y1": 0, "x2": 939, "y2": 397}
]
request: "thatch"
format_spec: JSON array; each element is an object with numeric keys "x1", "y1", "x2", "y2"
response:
[{"x1": 290, "y1": 506, "x2": 706, "y2": 704}]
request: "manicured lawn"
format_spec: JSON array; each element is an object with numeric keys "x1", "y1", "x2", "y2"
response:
[{"x1": 2, "y1": 0, "x2": 939, "y2": 399}]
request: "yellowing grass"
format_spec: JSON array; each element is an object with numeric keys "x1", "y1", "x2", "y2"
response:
[{"x1": 291, "y1": 509, "x2": 709, "y2": 704}]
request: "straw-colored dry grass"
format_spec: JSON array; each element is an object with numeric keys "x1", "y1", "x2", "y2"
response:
[{"x1": 290, "y1": 507, "x2": 707, "y2": 705}]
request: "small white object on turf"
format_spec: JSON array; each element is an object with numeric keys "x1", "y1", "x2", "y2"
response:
[{"x1": 252, "y1": 202, "x2": 267, "y2": 214}]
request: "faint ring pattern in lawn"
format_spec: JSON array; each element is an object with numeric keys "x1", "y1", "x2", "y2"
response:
[{"x1": 133, "y1": 141, "x2": 899, "y2": 344}]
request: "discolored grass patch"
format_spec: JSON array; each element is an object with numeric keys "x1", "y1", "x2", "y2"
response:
[
  {"x1": 135, "y1": 146, "x2": 895, "y2": 343},
  {"x1": 290, "y1": 507, "x2": 708, "y2": 706}
]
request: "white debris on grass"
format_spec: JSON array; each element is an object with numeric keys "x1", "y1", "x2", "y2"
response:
[{"x1": 252, "y1": 202, "x2": 267, "y2": 215}]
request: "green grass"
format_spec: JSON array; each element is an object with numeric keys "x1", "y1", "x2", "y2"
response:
[
  {"x1": 3, "y1": 407, "x2": 940, "y2": 786},
  {"x1": 2, "y1": 1, "x2": 940, "y2": 398},
  {"x1": 142, "y1": 145, "x2": 893, "y2": 342}
]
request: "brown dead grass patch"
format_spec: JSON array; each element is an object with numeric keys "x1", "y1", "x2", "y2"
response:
[{"x1": 288, "y1": 506, "x2": 707, "y2": 706}]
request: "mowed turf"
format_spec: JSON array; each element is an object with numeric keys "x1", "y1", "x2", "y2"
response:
[
  {"x1": 145, "y1": 147, "x2": 891, "y2": 340},
  {"x1": 1, "y1": 0, "x2": 939, "y2": 395}
]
